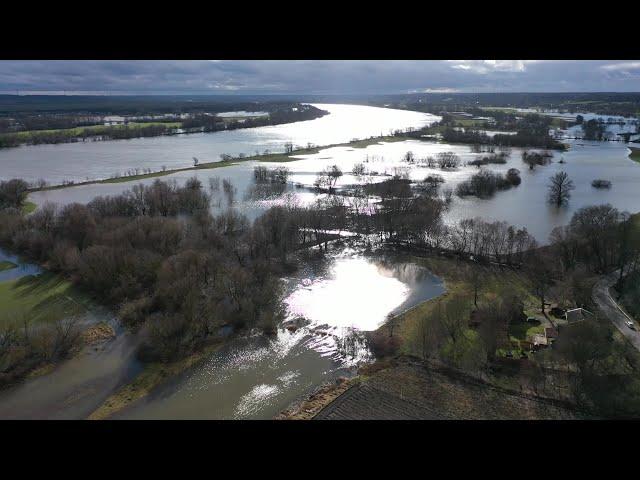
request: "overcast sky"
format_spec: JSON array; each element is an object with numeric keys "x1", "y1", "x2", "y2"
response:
[{"x1": 1, "y1": 60, "x2": 639, "y2": 95}]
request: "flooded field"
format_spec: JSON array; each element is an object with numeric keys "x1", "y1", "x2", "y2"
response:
[
  {"x1": 115, "y1": 250, "x2": 444, "y2": 419},
  {"x1": 4, "y1": 103, "x2": 640, "y2": 419},
  {"x1": 30, "y1": 135, "x2": 640, "y2": 243}
]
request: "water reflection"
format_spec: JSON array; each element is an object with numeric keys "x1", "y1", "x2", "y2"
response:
[{"x1": 117, "y1": 253, "x2": 444, "y2": 420}]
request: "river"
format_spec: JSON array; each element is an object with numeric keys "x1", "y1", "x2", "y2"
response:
[{"x1": 0, "y1": 104, "x2": 437, "y2": 185}]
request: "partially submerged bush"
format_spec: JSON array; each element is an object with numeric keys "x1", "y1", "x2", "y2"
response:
[
  {"x1": 468, "y1": 152, "x2": 509, "y2": 167},
  {"x1": 456, "y1": 170, "x2": 520, "y2": 198},
  {"x1": 591, "y1": 179, "x2": 612, "y2": 189},
  {"x1": 522, "y1": 150, "x2": 553, "y2": 170}
]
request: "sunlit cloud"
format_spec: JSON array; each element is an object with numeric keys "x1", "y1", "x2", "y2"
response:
[
  {"x1": 409, "y1": 87, "x2": 460, "y2": 93},
  {"x1": 601, "y1": 62, "x2": 640, "y2": 71},
  {"x1": 447, "y1": 60, "x2": 535, "y2": 74}
]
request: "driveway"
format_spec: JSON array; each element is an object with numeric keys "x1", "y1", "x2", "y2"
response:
[{"x1": 592, "y1": 271, "x2": 640, "y2": 351}]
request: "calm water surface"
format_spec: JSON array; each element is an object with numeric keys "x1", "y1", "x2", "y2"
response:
[{"x1": 0, "y1": 104, "x2": 436, "y2": 184}]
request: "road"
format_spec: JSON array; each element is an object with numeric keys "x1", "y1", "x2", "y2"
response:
[{"x1": 592, "y1": 270, "x2": 640, "y2": 351}]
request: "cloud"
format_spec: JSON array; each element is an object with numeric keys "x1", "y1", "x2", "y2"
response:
[
  {"x1": 0, "y1": 60, "x2": 637, "y2": 94},
  {"x1": 409, "y1": 87, "x2": 460, "y2": 93},
  {"x1": 447, "y1": 60, "x2": 535, "y2": 74},
  {"x1": 601, "y1": 62, "x2": 640, "y2": 71}
]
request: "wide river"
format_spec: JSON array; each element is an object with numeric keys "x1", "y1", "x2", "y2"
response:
[{"x1": 0, "y1": 104, "x2": 436, "y2": 185}]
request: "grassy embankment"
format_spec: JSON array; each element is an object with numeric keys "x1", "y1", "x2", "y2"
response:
[
  {"x1": 31, "y1": 135, "x2": 411, "y2": 192},
  {"x1": 629, "y1": 146, "x2": 640, "y2": 163},
  {"x1": 0, "y1": 261, "x2": 17, "y2": 272},
  {"x1": 87, "y1": 340, "x2": 223, "y2": 420},
  {"x1": 0, "y1": 272, "x2": 92, "y2": 329}
]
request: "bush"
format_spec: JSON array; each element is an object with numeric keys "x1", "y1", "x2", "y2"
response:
[
  {"x1": 591, "y1": 179, "x2": 612, "y2": 189},
  {"x1": 368, "y1": 331, "x2": 402, "y2": 358},
  {"x1": 456, "y1": 170, "x2": 519, "y2": 198}
]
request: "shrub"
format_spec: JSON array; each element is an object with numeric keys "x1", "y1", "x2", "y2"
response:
[
  {"x1": 591, "y1": 179, "x2": 612, "y2": 189},
  {"x1": 368, "y1": 331, "x2": 402, "y2": 358}
]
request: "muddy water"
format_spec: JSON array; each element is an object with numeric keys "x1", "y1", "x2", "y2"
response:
[
  {"x1": 0, "y1": 325, "x2": 141, "y2": 419},
  {"x1": 115, "y1": 252, "x2": 444, "y2": 419},
  {"x1": 0, "y1": 248, "x2": 142, "y2": 419}
]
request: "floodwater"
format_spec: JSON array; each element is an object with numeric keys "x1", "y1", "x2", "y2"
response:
[
  {"x1": 31, "y1": 135, "x2": 640, "y2": 243},
  {"x1": 115, "y1": 251, "x2": 444, "y2": 420},
  {"x1": 6, "y1": 104, "x2": 640, "y2": 418},
  {"x1": 27, "y1": 104, "x2": 639, "y2": 243},
  {"x1": 0, "y1": 104, "x2": 437, "y2": 185},
  {"x1": 0, "y1": 247, "x2": 42, "y2": 282},
  {"x1": 0, "y1": 325, "x2": 141, "y2": 419},
  {"x1": 0, "y1": 249, "x2": 142, "y2": 419}
]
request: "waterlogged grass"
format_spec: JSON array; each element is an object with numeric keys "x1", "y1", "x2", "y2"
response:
[
  {"x1": 87, "y1": 341, "x2": 223, "y2": 420},
  {"x1": 0, "y1": 272, "x2": 91, "y2": 328},
  {"x1": 629, "y1": 147, "x2": 640, "y2": 163},
  {"x1": 0, "y1": 260, "x2": 18, "y2": 272},
  {"x1": 21, "y1": 201, "x2": 37, "y2": 214}
]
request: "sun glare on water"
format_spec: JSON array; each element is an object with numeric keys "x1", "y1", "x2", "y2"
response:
[{"x1": 284, "y1": 257, "x2": 411, "y2": 331}]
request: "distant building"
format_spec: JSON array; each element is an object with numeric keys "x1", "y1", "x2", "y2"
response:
[{"x1": 565, "y1": 308, "x2": 594, "y2": 323}]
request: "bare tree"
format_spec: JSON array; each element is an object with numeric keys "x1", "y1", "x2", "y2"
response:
[{"x1": 548, "y1": 171, "x2": 575, "y2": 207}]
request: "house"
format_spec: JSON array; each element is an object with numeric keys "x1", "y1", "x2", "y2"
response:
[
  {"x1": 544, "y1": 327, "x2": 558, "y2": 341},
  {"x1": 531, "y1": 333, "x2": 548, "y2": 350},
  {"x1": 565, "y1": 307, "x2": 594, "y2": 323}
]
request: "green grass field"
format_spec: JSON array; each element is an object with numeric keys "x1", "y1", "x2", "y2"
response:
[
  {"x1": 629, "y1": 147, "x2": 640, "y2": 163},
  {"x1": 0, "y1": 272, "x2": 92, "y2": 328}
]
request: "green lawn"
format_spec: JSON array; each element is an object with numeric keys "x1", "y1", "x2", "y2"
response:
[
  {"x1": 1, "y1": 122, "x2": 182, "y2": 140},
  {"x1": 383, "y1": 256, "x2": 542, "y2": 360},
  {"x1": 0, "y1": 260, "x2": 18, "y2": 272},
  {"x1": 629, "y1": 147, "x2": 640, "y2": 163},
  {"x1": 508, "y1": 321, "x2": 545, "y2": 342},
  {"x1": 0, "y1": 272, "x2": 91, "y2": 328}
]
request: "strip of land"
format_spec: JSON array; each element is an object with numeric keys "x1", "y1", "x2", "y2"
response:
[{"x1": 30, "y1": 135, "x2": 410, "y2": 192}]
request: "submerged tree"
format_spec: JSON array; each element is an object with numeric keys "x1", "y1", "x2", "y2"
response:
[{"x1": 548, "y1": 171, "x2": 575, "y2": 207}]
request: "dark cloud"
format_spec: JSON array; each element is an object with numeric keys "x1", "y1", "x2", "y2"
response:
[{"x1": 0, "y1": 60, "x2": 638, "y2": 94}]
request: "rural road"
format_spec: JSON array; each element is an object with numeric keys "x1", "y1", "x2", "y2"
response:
[{"x1": 592, "y1": 271, "x2": 640, "y2": 351}]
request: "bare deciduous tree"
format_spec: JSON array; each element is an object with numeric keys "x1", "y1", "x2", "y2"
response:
[{"x1": 548, "y1": 171, "x2": 575, "y2": 207}]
